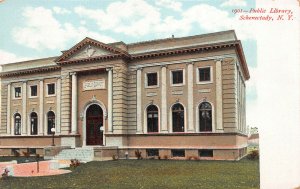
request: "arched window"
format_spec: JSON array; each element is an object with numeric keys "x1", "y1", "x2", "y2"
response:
[
  {"x1": 30, "y1": 112, "x2": 38, "y2": 135},
  {"x1": 47, "y1": 111, "x2": 55, "y2": 134},
  {"x1": 199, "y1": 102, "x2": 212, "y2": 132},
  {"x1": 14, "y1": 113, "x2": 21, "y2": 135},
  {"x1": 147, "y1": 105, "x2": 158, "y2": 132},
  {"x1": 172, "y1": 104, "x2": 184, "y2": 132}
]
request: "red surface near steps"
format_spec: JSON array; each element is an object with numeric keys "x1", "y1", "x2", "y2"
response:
[{"x1": 0, "y1": 160, "x2": 71, "y2": 177}]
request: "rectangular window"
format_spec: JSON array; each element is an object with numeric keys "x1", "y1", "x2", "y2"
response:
[
  {"x1": 30, "y1": 85, "x2": 37, "y2": 97},
  {"x1": 172, "y1": 70, "x2": 183, "y2": 84},
  {"x1": 47, "y1": 83, "x2": 55, "y2": 95},
  {"x1": 146, "y1": 149, "x2": 159, "y2": 157},
  {"x1": 199, "y1": 149, "x2": 213, "y2": 157},
  {"x1": 11, "y1": 148, "x2": 20, "y2": 156},
  {"x1": 147, "y1": 73, "x2": 158, "y2": 86},
  {"x1": 171, "y1": 149, "x2": 185, "y2": 157},
  {"x1": 29, "y1": 148, "x2": 36, "y2": 155},
  {"x1": 199, "y1": 67, "x2": 211, "y2": 82},
  {"x1": 15, "y1": 87, "x2": 21, "y2": 98}
]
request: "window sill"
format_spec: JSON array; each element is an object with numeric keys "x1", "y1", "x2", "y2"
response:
[
  {"x1": 29, "y1": 96, "x2": 38, "y2": 99},
  {"x1": 171, "y1": 84, "x2": 185, "y2": 87},
  {"x1": 196, "y1": 81, "x2": 213, "y2": 85},
  {"x1": 46, "y1": 94, "x2": 56, "y2": 98},
  {"x1": 145, "y1": 85, "x2": 159, "y2": 89}
]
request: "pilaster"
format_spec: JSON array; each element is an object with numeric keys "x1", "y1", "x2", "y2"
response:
[
  {"x1": 6, "y1": 83, "x2": 11, "y2": 135},
  {"x1": 39, "y1": 80, "x2": 44, "y2": 135},
  {"x1": 187, "y1": 63, "x2": 194, "y2": 132},
  {"x1": 71, "y1": 72, "x2": 77, "y2": 134},
  {"x1": 215, "y1": 59, "x2": 223, "y2": 132},
  {"x1": 22, "y1": 81, "x2": 27, "y2": 135},
  {"x1": 106, "y1": 67, "x2": 113, "y2": 133},
  {"x1": 136, "y1": 68, "x2": 142, "y2": 133},
  {"x1": 161, "y1": 65, "x2": 168, "y2": 133},
  {"x1": 56, "y1": 77, "x2": 61, "y2": 134}
]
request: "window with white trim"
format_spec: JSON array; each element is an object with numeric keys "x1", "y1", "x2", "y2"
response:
[
  {"x1": 47, "y1": 83, "x2": 55, "y2": 96},
  {"x1": 197, "y1": 66, "x2": 212, "y2": 84},
  {"x1": 30, "y1": 85, "x2": 38, "y2": 97},
  {"x1": 15, "y1": 87, "x2": 21, "y2": 98},
  {"x1": 146, "y1": 72, "x2": 158, "y2": 87}
]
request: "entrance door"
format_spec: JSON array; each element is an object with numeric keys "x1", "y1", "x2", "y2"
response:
[{"x1": 86, "y1": 104, "x2": 103, "y2": 145}]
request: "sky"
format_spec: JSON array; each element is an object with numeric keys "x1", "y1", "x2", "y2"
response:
[{"x1": 0, "y1": 0, "x2": 257, "y2": 129}]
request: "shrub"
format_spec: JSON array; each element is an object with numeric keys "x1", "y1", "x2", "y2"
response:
[
  {"x1": 163, "y1": 155, "x2": 168, "y2": 160},
  {"x1": 70, "y1": 159, "x2": 81, "y2": 168},
  {"x1": 1, "y1": 168, "x2": 9, "y2": 179},
  {"x1": 135, "y1": 150, "x2": 142, "y2": 160},
  {"x1": 22, "y1": 151, "x2": 30, "y2": 158},
  {"x1": 158, "y1": 156, "x2": 161, "y2": 160},
  {"x1": 112, "y1": 155, "x2": 118, "y2": 160},
  {"x1": 247, "y1": 150, "x2": 259, "y2": 160}
]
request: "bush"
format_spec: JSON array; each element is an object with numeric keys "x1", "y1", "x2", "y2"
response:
[
  {"x1": 163, "y1": 155, "x2": 168, "y2": 160},
  {"x1": 135, "y1": 150, "x2": 142, "y2": 160},
  {"x1": 112, "y1": 155, "x2": 118, "y2": 161},
  {"x1": 22, "y1": 151, "x2": 30, "y2": 158},
  {"x1": 70, "y1": 159, "x2": 81, "y2": 168},
  {"x1": 247, "y1": 150, "x2": 259, "y2": 160},
  {"x1": 1, "y1": 168, "x2": 9, "y2": 179}
]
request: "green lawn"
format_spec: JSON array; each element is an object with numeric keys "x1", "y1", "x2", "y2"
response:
[{"x1": 0, "y1": 159, "x2": 259, "y2": 189}]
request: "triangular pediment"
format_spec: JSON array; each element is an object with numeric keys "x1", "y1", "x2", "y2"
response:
[
  {"x1": 68, "y1": 44, "x2": 112, "y2": 61},
  {"x1": 55, "y1": 37, "x2": 129, "y2": 63}
]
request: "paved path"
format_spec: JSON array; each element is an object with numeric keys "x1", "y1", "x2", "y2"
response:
[{"x1": 0, "y1": 160, "x2": 71, "y2": 177}]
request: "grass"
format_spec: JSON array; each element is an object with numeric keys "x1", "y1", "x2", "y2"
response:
[{"x1": 0, "y1": 159, "x2": 259, "y2": 189}]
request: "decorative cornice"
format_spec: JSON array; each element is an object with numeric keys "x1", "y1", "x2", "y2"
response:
[
  {"x1": 56, "y1": 54, "x2": 127, "y2": 65},
  {"x1": 0, "y1": 65, "x2": 60, "y2": 78}
]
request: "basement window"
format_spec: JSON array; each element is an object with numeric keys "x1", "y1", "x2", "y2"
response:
[
  {"x1": 171, "y1": 149, "x2": 185, "y2": 157},
  {"x1": 146, "y1": 149, "x2": 159, "y2": 157},
  {"x1": 199, "y1": 149, "x2": 213, "y2": 157}
]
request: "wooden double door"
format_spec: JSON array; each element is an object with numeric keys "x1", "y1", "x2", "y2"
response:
[{"x1": 86, "y1": 104, "x2": 103, "y2": 145}]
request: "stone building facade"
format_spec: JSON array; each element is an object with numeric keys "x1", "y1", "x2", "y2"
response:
[{"x1": 0, "y1": 30, "x2": 249, "y2": 160}]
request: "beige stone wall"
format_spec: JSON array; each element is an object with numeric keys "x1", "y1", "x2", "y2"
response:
[
  {"x1": 129, "y1": 48, "x2": 241, "y2": 134},
  {"x1": 0, "y1": 136, "x2": 61, "y2": 147},
  {"x1": 112, "y1": 62, "x2": 128, "y2": 134},
  {"x1": 1, "y1": 70, "x2": 61, "y2": 136},
  {"x1": 0, "y1": 82, "x2": 7, "y2": 134},
  {"x1": 125, "y1": 134, "x2": 246, "y2": 148},
  {"x1": 60, "y1": 73, "x2": 71, "y2": 134},
  {"x1": 127, "y1": 69, "x2": 137, "y2": 134},
  {"x1": 222, "y1": 58, "x2": 237, "y2": 132}
]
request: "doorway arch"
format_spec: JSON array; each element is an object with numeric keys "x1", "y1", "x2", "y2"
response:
[{"x1": 85, "y1": 104, "x2": 103, "y2": 145}]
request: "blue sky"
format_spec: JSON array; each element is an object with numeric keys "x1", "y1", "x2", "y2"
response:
[{"x1": 0, "y1": 0, "x2": 257, "y2": 128}]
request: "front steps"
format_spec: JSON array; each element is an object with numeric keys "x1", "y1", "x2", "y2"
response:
[{"x1": 53, "y1": 147, "x2": 94, "y2": 162}]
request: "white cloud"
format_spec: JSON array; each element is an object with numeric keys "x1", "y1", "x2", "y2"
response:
[
  {"x1": 221, "y1": 0, "x2": 247, "y2": 7},
  {"x1": 74, "y1": 1, "x2": 256, "y2": 40},
  {"x1": 12, "y1": 7, "x2": 115, "y2": 50},
  {"x1": 0, "y1": 49, "x2": 32, "y2": 65},
  {"x1": 74, "y1": 0, "x2": 161, "y2": 36},
  {"x1": 155, "y1": 0, "x2": 182, "y2": 11},
  {"x1": 52, "y1": 7, "x2": 71, "y2": 14}
]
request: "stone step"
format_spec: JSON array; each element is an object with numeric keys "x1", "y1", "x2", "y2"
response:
[{"x1": 53, "y1": 148, "x2": 94, "y2": 162}]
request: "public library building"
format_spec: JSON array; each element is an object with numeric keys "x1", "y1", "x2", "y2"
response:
[{"x1": 0, "y1": 30, "x2": 249, "y2": 160}]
